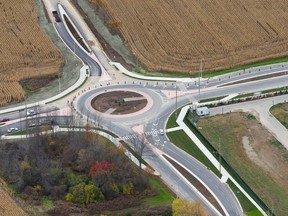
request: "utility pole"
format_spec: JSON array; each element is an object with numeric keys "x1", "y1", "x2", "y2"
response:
[
  {"x1": 200, "y1": 58, "x2": 204, "y2": 78},
  {"x1": 58, "y1": 72, "x2": 61, "y2": 93},
  {"x1": 175, "y1": 84, "x2": 178, "y2": 119},
  {"x1": 198, "y1": 58, "x2": 203, "y2": 95},
  {"x1": 218, "y1": 137, "x2": 222, "y2": 173}
]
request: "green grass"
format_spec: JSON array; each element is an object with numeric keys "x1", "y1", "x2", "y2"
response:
[
  {"x1": 233, "y1": 87, "x2": 288, "y2": 100},
  {"x1": 132, "y1": 67, "x2": 194, "y2": 78},
  {"x1": 7, "y1": 126, "x2": 52, "y2": 136},
  {"x1": 199, "y1": 96, "x2": 227, "y2": 103},
  {"x1": 203, "y1": 56, "x2": 288, "y2": 78},
  {"x1": 234, "y1": 92, "x2": 254, "y2": 99},
  {"x1": 270, "y1": 102, "x2": 288, "y2": 129},
  {"x1": 144, "y1": 176, "x2": 174, "y2": 206},
  {"x1": 41, "y1": 196, "x2": 54, "y2": 211},
  {"x1": 133, "y1": 56, "x2": 288, "y2": 79},
  {"x1": 166, "y1": 130, "x2": 221, "y2": 177},
  {"x1": 166, "y1": 106, "x2": 186, "y2": 128},
  {"x1": 262, "y1": 86, "x2": 288, "y2": 94},
  {"x1": 269, "y1": 139, "x2": 282, "y2": 148},
  {"x1": 227, "y1": 179, "x2": 261, "y2": 215}
]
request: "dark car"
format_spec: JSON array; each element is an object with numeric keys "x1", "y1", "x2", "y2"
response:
[{"x1": 0, "y1": 118, "x2": 10, "y2": 123}]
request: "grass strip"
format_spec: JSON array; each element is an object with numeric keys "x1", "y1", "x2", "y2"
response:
[
  {"x1": 203, "y1": 57, "x2": 288, "y2": 78},
  {"x1": 166, "y1": 130, "x2": 220, "y2": 177},
  {"x1": 227, "y1": 180, "x2": 262, "y2": 216},
  {"x1": 185, "y1": 112, "x2": 273, "y2": 215},
  {"x1": 199, "y1": 96, "x2": 227, "y2": 103},
  {"x1": 270, "y1": 102, "x2": 288, "y2": 129}
]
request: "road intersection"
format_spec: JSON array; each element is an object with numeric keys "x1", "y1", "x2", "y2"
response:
[{"x1": 0, "y1": 1, "x2": 287, "y2": 215}]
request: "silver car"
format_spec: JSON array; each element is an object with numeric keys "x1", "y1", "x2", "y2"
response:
[{"x1": 7, "y1": 127, "x2": 19, "y2": 133}]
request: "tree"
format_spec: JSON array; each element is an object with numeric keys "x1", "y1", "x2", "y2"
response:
[
  {"x1": 66, "y1": 182, "x2": 104, "y2": 204},
  {"x1": 172, "y1": 198, "x2": 209, "y2": 216},
  {"x1": 89, "y1": 160, "x2": 115, "y2": 177},
  {"x1": 129, "y1": 133, "x2": 151, "y2": 174}
]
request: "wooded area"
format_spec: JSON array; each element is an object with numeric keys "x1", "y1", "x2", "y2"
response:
[{"x1": 0, "y1": 127, "x2": 156, "y2": 215}]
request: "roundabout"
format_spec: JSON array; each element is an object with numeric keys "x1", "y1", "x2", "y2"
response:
[{"x1": 76, "y1": 85, "x2": 165, "y2": 125}]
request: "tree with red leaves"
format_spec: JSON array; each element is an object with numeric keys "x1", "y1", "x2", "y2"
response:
[{"x1": 89, "y1": 160, "x2": 114, "y2": 177}]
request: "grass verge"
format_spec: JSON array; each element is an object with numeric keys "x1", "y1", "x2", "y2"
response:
[
  {"x1": 227, "y1": 180, "x2": 262, "y2": 216},
  {"x1": 270, "y1": 102, "x2": 288, "y2": 129},
  {"x1": 166, "y1": 130, "x2": 220, "y2": 177},
  {"x1": 203, "y1": 56, "x2": 288, "y2": 78},
  {"x1": 199, "y1": 96, "x2": 227, "y2": 103},
  {"x1": 144, "y1": 176, "x2": 174, "y2": 206}
]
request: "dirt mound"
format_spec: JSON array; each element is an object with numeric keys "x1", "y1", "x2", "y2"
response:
[{"x1": 0, "y1": 0, "x2": 63, "y2": 106}]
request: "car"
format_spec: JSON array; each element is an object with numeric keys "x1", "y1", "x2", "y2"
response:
[
  {"x1": 7, "y1": 127, "x2": 19, "y2": 133},
  {"x1": 27, "y1": 110, "x2": 36, "y2": 116},
  {"x1": 0, "y1": 118, "x2": 9, "y2": 123},
  {"x1": 159, "y1": 129, "x2": 164, "y2": 135},
  {"x1": 28, "y1": 122, "x2": 37, "y2": 127}
]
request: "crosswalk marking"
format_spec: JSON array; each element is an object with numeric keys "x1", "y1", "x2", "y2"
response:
[{"x1": 120, "y1": 130, "x2": 161, "y2": 140}]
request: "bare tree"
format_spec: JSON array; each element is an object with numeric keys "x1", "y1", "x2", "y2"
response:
[{"x1": 129, "y1": 133, "x2": 151, "y2": 174}]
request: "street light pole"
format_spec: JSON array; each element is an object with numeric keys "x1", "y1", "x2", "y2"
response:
[
  {"x1": 198, "y1": 58, "x2": 204, "y2": 95},
  {"x1": 175, "y1": 84, "x2": 178, "y2": 119},
  {"x1": 200, "y1": 58, "x2": 204, "y2": 78},
  {"x1": 58, "y1": 73, "x2": 61, "y2": 93},
  {"x1": 218, "y1": 137, "x2": 222, "y2": 173}
]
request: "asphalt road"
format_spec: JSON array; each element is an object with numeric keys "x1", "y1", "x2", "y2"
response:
[
  {"x1": 54, "y1": 22, "x2": 101, "y2": 77},
  {"x1": 2, "y1": 3, "x2": 288, "y2": 215}
]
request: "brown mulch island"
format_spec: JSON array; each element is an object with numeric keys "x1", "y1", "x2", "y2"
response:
[{"x1": 91, "y1": 91, "x2": 147, "y2": 114}]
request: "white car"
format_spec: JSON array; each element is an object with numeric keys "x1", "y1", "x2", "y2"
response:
[
  {"x1": 159, "y1": 129, "x2": 164, "y2": 135},
  {"x1": 7, "y1": 127, "x2": 19, "y2": 133},
  {"x1": 27, "y1": 110, "x2": 36, "y2": 116}
]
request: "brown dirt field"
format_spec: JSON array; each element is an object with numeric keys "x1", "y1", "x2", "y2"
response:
[
  {"x1": 0, "y1": 0, "x2": 63, "y2": 106},
  {"x1": 92, "y1": 0, "x2": 288, "y2": 73},
  {"x1": 91, "y1": 91, "x2": 147, "y2": 114},
  {"x1": 0, "y1": 179, "x2": 26, "y2": 216},
  {"x1": 197, "y1": 112, "x2": 288, "y2": 215}
]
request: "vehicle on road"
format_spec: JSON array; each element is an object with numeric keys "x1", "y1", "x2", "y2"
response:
[
  {"x1": 159, "y1": 129, "x2": 164, "y2": 135},
  {"x1": 0, "y1": 118, "x2": 9, "y2": 123},
  {"x1": 7, "y1": 127, "x2": 19, "y2": 133},
  {"x1": 27, "y1": 110, "x2": 36, "y2": 116}
]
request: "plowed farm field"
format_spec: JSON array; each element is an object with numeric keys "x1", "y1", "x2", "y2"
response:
[
  {"x1": 94, "y1": 0, "x2": 288, "y2": 73},
  {"x1": 0, "y1": 0, "x2": 63, "y2": 106},
  {"x1": 0, "y1": 179, "x2": 26, "y2": 215}
]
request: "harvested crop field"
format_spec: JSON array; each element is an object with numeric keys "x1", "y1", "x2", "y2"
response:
[
  {"x1": 0, "y1": 179, "x2": 26, "y2": 215},
  {"x1": 197, "y1": 112, "x2": 288, "y2": 215},
  {"x1": 0, "y1": 0, "x2": 63, "y2": 106},
  {"x1": 92, "y1": 0, "x2": 288, "y2": 73}
]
